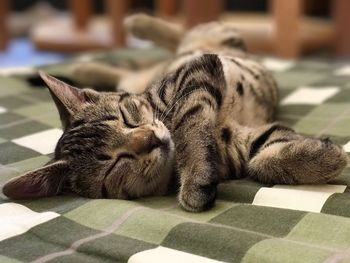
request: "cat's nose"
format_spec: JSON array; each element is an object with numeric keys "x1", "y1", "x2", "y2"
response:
[
  {"x1": 130, "y1": 130, "x2": 164, "y2": 154},
  {"x1": 148, "y1": 131, "x2": 163, "y2": 153}
]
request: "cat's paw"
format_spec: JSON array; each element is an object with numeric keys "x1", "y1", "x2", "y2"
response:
[
  {"x1": 123, "y1": 14, "x2": 150, "y2": 31},
  {"x1": 248, "y1": 137, "x2": 348, "y2": 184},
  {"x1": 178, "y1": 181, "x2": 217, "y2": 212}
]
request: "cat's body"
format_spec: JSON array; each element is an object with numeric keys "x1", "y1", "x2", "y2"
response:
[{"x1": 3, "y1": 15, "x2": 348, "y2": 212}]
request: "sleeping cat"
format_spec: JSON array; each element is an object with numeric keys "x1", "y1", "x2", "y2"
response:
[{"x1": 3, "y1": 14, "x2": 348, "y2": 212}]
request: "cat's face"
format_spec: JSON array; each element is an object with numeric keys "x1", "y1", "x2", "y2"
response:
[{"x1": 2, "y1": 72, "x2": 174, "y2": 200}]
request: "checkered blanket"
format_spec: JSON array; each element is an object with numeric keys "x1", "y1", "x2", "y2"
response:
[{"x1": 1, "y1": 49, "x2": 350, "y2": 263}]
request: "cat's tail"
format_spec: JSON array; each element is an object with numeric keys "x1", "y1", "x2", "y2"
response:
[{"x1": 124, "y1": 14, "x2": 184, "y2": 52}]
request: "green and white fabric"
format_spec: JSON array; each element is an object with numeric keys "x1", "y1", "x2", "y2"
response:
[{"x1": 1, "y1": 49, "x2": 350, "y2": 263}]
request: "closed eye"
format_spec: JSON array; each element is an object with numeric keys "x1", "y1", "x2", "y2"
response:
[
  {"x1": 96, "y1": 154, "x2": 112, "y2": 161},
  {"x1": 118, "y1": 153, "x2": 135, "y2": 161},
  {"x1": 120, "y1": 108, "x2": 138, "y2": 128},
  {"x1": 103, "y1": 115, "x2": 119, "y2": 122},
  {"x1": 105, "y1": 153, "x2": 135, "y2": 175},
  {"x1": 72, "y1": 119, "x2": 85, "y2": 127}
]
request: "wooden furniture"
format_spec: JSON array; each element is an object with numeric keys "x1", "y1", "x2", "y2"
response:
[
  {"x1": 271, "y1": 0, "x2": 350, "y2": 58},
  {"x1": 31, "y1": 0, "x2": 130, "y2": 52},
  {"x1": 0, "y1": 0, "x2": 9, "y2": 50},
  {"x1": 184, "y1": 0, "x2": 223, "y2": 28},
  {"x1": 333, "y1": 0, "x2": 350, "y2": 57},
  {"x1": 180, "y1": 0, "x2": 350, "y2": 58},
  {"x1": 31, "y1": 0, "x2": 178, "y2": 52},
  {"x1": 272, "y1": 0, "x2": 303, "y2": 57},
  {"x1": 0, "y1": 0, "x2": 348, "y2": 58}
]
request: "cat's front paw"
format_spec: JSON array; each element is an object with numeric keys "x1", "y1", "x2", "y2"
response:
[{"x1": 179, "y1": 181, "x2": 217, "y2": 212}]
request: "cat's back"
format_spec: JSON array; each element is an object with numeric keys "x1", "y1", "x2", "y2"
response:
[
  {"x1": 218, "y1": 54, "x2": 278, "y2": 126},
  {"x1": 160, "y1": 51, "x2": 279, "y2": 126}
]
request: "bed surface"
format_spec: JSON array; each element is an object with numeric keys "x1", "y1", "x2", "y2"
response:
[{"x1": 1, "y1": 49, "x2": 350, "y2": 263}]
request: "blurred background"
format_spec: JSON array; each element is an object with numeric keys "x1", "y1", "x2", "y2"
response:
[{"x1": 0, "y1": 0, "x2": 349, "y2": 67}]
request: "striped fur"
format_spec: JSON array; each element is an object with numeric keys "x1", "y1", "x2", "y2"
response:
[{"x1": 3, "y1": 14, "x2": 348, "y2": 212}]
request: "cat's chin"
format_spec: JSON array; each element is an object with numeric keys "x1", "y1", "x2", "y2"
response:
[{"x1": 152, "y1": 139, "x2": 175, "y2": 194}]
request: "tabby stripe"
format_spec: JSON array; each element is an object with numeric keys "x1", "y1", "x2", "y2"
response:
[
  {"x1": 177, "y1": 80, "x2": 204, "y2": 99},
  {"x1": 206, "y1": 140, "x2": 219, "y2": 164},
  {"x1": 200, "y1": 129, "x2": 220, "y2": 178},
  {"x1": 236, "y1": 82, "x2": 244, "y2": 96},
  {"x1": 71, "y1": 119, "x2": 84, "y2": 127},
  {"x1": 227, "y1": 155, "x2": 237, "y2": 179},
  {"x1": 70, "y1": 132, "x2": 103, "y2": 139},
  {"x1": 171, "y1": 63, "x2": 187, "y2": 83},
  {"x1": 173, "y1": 105, "x2": 203, "y2": 131},
  {"x1": 176, "y1": 141, "x2": 187, "y2": 153},
  {"x1": 157, "y1": 80, "x2": 168, "y2": 105},
  {"x1": 177, "y1": 54, "x2": 222, "y2": 89},
  {"x1": 101, "y1": 183, "x2": 108, "y2": 198},
  {"x1": 144, "y1": 92, "x2": 166, "y2": 119},
  {"x1": 71, "y1": 119, "x2": 113, "y2": 128},
  {"x1": 221, "y1": 38, "x2": 246, "y2": 51},
  {"x1": 144, "y1": 92, "x2": 158, "y2": 111},
  {"x1": 249, "y1": 124, "x2": 292, "y2": 159},
  {"x1": 230, "y1": 58, "x2": 259, "y2": 79},
  {"x1": 235, "y1": 142, "x2": 246, "y2": 178},
  {"x1": 102, "y1": 115, "x2": 119, "y2": 122},
  {"x1": 178, "y1": 79, "x2": 223, "y2": 107},
  {"x1": 68, "y1": 126, "x2": 107, "y2": 137},
  {"x1": 200, "y1": 96, "x2": 216, "y2": 109},
  {"x1": 177, "y1": 66, "x2": 197, "y2": 90},
  {"x1": 221, "y1": 127, "x2": 232, "y2": 143},
  {"x1": 201, "y1": 54, "x2": 223, "y2": 77},
  {"x1": 226, "y1": 140, "x2": 245, "y2": 179},
  {"x1": 263, "y1": 138, "x2": 295, "y2": 149},
  {"x1": 119, "y1": 92, "x2": 130, "y2": 102},
  {"x1": 186, "y1": 122, "x2": 198, "y2": 131},
  {"x1": 248, "y1": 84, "x2": 269, "y2": 107}
]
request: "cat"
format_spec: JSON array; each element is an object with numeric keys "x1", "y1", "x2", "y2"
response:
[{"x1": 2, "y1": 14, "x2": 348, "y2": 212}]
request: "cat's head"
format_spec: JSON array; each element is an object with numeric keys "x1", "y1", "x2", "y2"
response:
[{"x1": 2, "y1": 72, "x2": 174, "y2": 200}]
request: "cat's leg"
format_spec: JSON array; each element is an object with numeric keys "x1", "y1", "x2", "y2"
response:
[
  {"x1": 71, "y1": 62, "x2": 164, "y2": 94},
  {"x1": 70, "y1": 15, "x2": 181, "y2": 92},
  {"x1": 71, "y1": 62, "x2": 130, "y2": 91},
  {"x1": 124, "y1": 14, "x2": 184, "y2": 52},
  {"x1": 169, "y1": 59, "x2": 229, "y2": 211},
  {"x1": 246, "y1": 123, "x2": 348, "y2": 184},
  {"x1": 172, "y1": 102, "x2": 221, "y2": 212},
  {"x1": 118, "y1": 63, "x2": 165, "y2": 94}
]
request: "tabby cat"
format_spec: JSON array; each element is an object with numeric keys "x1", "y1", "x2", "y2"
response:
[{"x1": 3, "y1": 14, "x2": 348, "y2": 212}]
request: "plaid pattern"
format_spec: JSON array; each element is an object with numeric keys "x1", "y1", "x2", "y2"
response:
[{"x1": 1, "y1": 50, "x2": 350, "y2": 263}]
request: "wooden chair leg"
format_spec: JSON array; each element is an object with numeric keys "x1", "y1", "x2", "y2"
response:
[
  {"x1": 333, "y1": 0, "x2": 350, "y2": 57},
  {"x1": 106, "y1": 0, "x2": 129, "y2": 47},
  {"x1": 69, "y1": 0, "x2": 92, "y2": 30},
  {"x1": 0, "y1": 0, "x2": 9, "y2": 50},
  {"x1": 271, "y1": 0, "x2": 303, "y2": 58},
  {"x1": 156, "y1": 0, "x2": 177, "y2": 18},
  {"x1": 183, "y1": 0, "x2": 223, "y2": 29}
]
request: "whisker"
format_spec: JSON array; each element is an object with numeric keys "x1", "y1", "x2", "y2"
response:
[
  {"x1": 153, "y1": 79, "x2": 177, "y2": 123},
  {"x1": 160, "y1": 86, "x2": 205, "y2": 122},
  {"x1": 160, "y1": 89, "x2": 198, "y2": 122},
  {"x1": 145, "y1": 161, "x2": 156, "y2": 177}
]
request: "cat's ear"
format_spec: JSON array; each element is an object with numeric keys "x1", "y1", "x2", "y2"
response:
[
  {"x1": 39, "y1": 71, "x2": 99, "y2": 128},
  {"x1": 2, "y1": 160, "x2": 69, "y2": 199}
]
